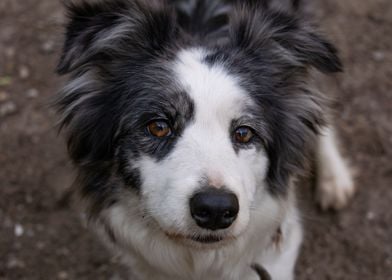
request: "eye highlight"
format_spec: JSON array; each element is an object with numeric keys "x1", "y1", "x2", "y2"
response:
[
  {"x1": 147, "y1": 120, "x2": 172, "y2": 138},
  {"x1": 234, "y1": 126, "x2": 254, "y2": 144}
]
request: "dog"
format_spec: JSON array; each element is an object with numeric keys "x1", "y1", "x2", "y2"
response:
[{"x1": 55, "y1": 0, "x2": 355, "y2": 279}]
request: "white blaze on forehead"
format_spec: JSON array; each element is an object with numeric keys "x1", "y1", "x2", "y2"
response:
[
  {"x1": 170, "y1": 48, "x2": 255, "y2": 186},
  {"x1": 173, "y1": 48, "x2": 250, "y2": 125}
]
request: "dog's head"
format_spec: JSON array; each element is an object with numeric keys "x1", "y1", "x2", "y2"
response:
[{"x1": 56, "y1": 0, "x2": 341, "y2": 246}]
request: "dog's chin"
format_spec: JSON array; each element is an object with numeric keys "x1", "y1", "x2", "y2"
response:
[{"x1": 164, "y1": 231, "x2": 236, "y2": 249}]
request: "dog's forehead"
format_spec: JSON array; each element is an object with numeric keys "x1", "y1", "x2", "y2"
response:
[{"x1": 172, "y1": 48, "x2": 251, "y2": 122}]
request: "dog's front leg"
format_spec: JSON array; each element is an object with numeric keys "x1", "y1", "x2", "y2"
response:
[{"x1": 316, "y1": 127, "x2": 355, "y2": 210}]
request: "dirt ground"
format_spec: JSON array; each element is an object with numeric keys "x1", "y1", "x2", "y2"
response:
[{"x1": 0, "y1": 0, "x2": 391, "y2": 279}]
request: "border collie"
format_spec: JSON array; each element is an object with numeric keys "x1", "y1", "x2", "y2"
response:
[{"x1": 55, "y1": 0, "x2": 355, "y2": 279}]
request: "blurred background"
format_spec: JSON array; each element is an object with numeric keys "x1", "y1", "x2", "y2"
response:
[{"x1": 0, "y1": 0, "x2": 391, "y2": 279}]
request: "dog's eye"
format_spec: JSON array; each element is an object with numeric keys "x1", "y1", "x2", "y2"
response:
[
  {"x1": 234, "y1": 126, "x2": 254, "y2": 144},
  {"x1": 147, "y1": 120, "x2": 172, "y2": 138}
]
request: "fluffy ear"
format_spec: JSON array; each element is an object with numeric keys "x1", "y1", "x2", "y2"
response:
[
  {"x1": 57, "y1": 0, "x2": 178, "y2": 74},
  {"x1": 230, "y1": 4, "x2": 342, "y2": 73}
]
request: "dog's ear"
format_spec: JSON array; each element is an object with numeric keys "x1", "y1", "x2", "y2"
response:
[
  {"x1": 229, "y1": 4, "x2": 342, "y2": 73},
  {"x1": 57, "y1": 0, "x2": 178, "y2": 74}
]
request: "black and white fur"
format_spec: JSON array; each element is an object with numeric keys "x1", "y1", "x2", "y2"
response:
[{"x1": 55, "y1": 0, "x2": 355, "y2": 279}]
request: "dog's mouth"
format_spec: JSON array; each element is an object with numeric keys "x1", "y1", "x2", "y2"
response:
[
  {"x1": 190, "y1": 234, "x2": 224, "y2": 244},
  {"x1": 165, "y1": 231, "x2": 232, "y2": 245}
]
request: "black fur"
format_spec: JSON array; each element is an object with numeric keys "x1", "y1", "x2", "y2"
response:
[{"x1": 55, "y1": 0, "x2": 341, "y2": 216}]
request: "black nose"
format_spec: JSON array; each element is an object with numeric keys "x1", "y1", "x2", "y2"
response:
[{"x1": 190, "y1": 189, "x2": 239, "y2": 231}]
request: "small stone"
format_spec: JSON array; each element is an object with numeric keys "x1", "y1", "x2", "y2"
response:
[
  {"x1": 0, "y1": 101, "x2": 17, "y2": 117},
  {"x1": 41, "y1": 40, "x2": 55, "y2": 54},
  {"x1": 26, "y1": 88, "x2": 39, "y2": 99},
  {"x1": 0, "y1": 91, "x2": 9, "y2": 102},
  {"x1": 19, "y1": 65, "x2": 30, "y2": 79},
  {"x1": 58, "y1": 271, "x2": 69, "y2": 279},
  {"x1": 372, "y1": 51, "x2": 385, "y2": 61},
  {"x1": 366, "y1": 211, "x2": 375, "y2": 220},
  {"x1": 14, "y1": 224, "x2": 24, "y2": 237}
]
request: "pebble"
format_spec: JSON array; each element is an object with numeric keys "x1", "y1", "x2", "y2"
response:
[
  {"x1": 14, "y1": 224, "x2": 24, "y2": 237},
  {"x1": 0, "y1": 101, "x2": 17, "y2": 117},
  {"x1": 26, "y1": 88, "x2": 39, "y2": 99},
  {"x1": 19, "y1": 65, "x2": 30, "y2": 79},
  {"x1": 41, "y1": 40, "x2": 55, "y2": 54},
  {"x1": 372, "y1": 51, "x2": 385, "y2": 61},
  {"x1": 366, "y1": 211, "x2": 376, "y2": 220},
  {"x1": 58, "y1": 271, "x2": 69, "y2": 279}
]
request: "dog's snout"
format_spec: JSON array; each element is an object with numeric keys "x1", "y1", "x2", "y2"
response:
[{"x1": 190, "y1": 189, "x2": 239, "y2": 230}]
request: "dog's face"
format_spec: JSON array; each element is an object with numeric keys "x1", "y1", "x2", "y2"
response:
[
  {"x1": 132, "y1": 48, "x2": 271, "y2": 242},
  {"x1": 56, "y1": 0, "x2": 341, "y2": 247}
]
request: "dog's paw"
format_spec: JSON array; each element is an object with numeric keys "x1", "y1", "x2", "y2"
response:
[{"x1": 317, "y1": 166, "x2": 356, "y2": 211}]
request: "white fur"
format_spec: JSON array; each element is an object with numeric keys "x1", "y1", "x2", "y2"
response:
[{"x1": 317, "y1": 127, "x2": 355, "y2": 210}]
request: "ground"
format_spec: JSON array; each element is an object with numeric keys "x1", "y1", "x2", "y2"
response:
[{"x1": 0, "y1": 0, "x2": 391, "y2": 279}]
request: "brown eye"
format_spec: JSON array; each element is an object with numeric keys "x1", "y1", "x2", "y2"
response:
[
  {"x1": 234, "y1": 126, "x2": 254, "y2": 144},
  {"x1": 147, "y1": 120, "x2": 172, "y2": 138}
]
